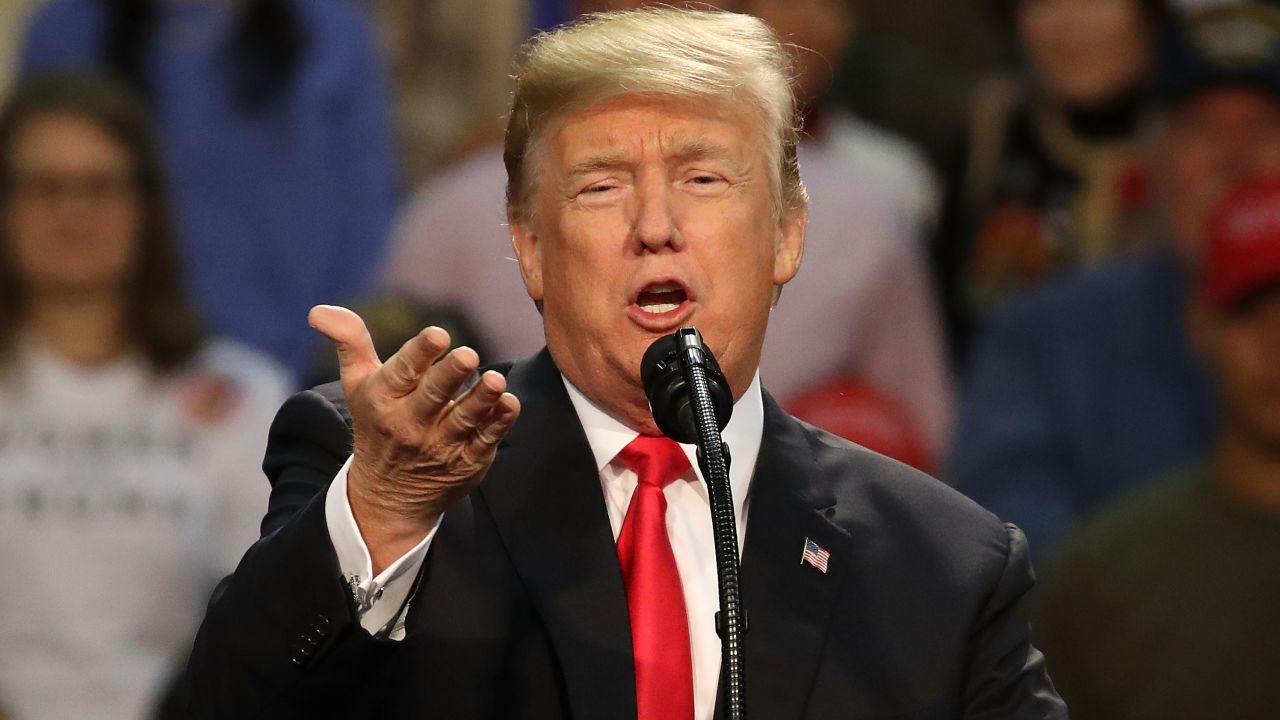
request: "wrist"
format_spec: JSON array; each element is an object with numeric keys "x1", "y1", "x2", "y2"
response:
[{"x1": 347, "y1": 461, "x2": 441, "y2": 574}]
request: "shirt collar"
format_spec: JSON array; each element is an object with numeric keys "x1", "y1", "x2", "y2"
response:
[{"x1": 562, "y1": 372, "x2": 764, "y2": 509}]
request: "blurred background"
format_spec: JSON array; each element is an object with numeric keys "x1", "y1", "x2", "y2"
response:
[{"x1": 0, "y1": 0, "x2": 1278, "y2": 718}]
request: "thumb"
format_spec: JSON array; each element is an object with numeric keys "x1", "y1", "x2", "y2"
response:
[{"x1": 309, "y1": 305, "x2": 380, "y2": 395}]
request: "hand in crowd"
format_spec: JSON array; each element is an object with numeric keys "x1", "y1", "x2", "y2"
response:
[{"x1": 308, "y1": 305, "x2": 521, "y2": 574}]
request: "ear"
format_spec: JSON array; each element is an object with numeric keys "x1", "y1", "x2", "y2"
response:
[
  {"x1": 772, "y1": 206, "x2": 806, "y2": 286},
  {"x1": 510, "y1": 214, "x2": 544, "y2": 303}
]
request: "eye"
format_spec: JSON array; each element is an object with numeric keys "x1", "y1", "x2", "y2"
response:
[
  {"x1": 574, "y1": 178, "x2": 625, "y2": 207},
  {"x1": 683, "y1": 171, "x2": 729, "y2": 194}
]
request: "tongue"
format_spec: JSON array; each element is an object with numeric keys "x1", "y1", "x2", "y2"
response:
[{"x1": 637, "y1": 289, "x2": 686, "y2": 307}]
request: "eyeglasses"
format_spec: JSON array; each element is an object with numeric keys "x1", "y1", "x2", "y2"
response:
[{"x1": 6, "y1": 169, "x2": 138, "y2": 206}]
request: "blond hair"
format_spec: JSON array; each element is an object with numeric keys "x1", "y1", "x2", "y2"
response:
[{"x1": 503, "y1": 7, "x2": 807, "y2": 220}]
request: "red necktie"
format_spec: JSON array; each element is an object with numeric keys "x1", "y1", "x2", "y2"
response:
[{"x1": 615, "y1": 435, "x2": 695, "y2": 720}]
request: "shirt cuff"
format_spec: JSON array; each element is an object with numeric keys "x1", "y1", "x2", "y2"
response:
[{"x1": 325, "y1": 455, "x2": 442, "y2": 639}]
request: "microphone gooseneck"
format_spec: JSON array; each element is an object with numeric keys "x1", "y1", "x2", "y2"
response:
[{"x1": 641, "y1": 327, "x2": 747, "y2": 720}]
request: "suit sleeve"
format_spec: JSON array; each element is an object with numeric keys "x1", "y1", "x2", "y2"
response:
[
  {"x1": 962, "y1": 524, "x2": 1070, "y2": 719},
  {"x1": 180, "y1": 389, "x2": 402, "y2": 717}
]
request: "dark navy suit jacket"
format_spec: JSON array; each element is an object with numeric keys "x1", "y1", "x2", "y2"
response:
[{"x1": 182, "y1": 349, "x2": 1067, "y2": 718}]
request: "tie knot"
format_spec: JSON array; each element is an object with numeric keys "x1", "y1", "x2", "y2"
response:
[{"x1": 617, "y1": 435, "x2": 691, "y2": 489}]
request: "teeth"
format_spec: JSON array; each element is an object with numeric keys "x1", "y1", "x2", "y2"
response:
[{"x1": 641, "y1": 303, "x2": 679, "y2": 314}]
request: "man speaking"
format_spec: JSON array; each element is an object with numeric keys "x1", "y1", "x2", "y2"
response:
[{"x1": 183, "y1": 8, "x2": 1066, "y2": 718}]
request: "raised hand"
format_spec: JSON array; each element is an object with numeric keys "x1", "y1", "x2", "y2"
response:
[{"x1": 308, "y1": 305, "x2": 521, "y2": 574}]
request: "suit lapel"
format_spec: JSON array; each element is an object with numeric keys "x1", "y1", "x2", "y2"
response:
[
  {"x1": 723, "y1": 396, "x2": 853, "y2": 718},
  {"x1": 479, "y1": 355, "x2": 853, "y2": 718},
  {"x1": 479, "y1": 350, "x2": 638, "y2": 719}
]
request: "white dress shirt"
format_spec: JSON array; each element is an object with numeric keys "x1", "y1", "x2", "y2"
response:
[{"x1": 325, "y1": 372, "x2": 764, "y2": 719}]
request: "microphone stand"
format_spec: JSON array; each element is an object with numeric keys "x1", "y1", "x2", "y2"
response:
[{"x1": 673, "y1": 335, "x2": 747, "y2": 720}]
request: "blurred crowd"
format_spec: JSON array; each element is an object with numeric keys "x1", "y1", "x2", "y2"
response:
[{"x1": 0, "y1": 0, "x2": 1277, "y2": 718}]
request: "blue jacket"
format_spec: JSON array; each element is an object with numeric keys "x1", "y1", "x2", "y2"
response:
[
  {"x1": 950, "y1": 251, "x2": 1216, "y2": 564},
  {"x1": 22, "y1": 0, "x2": 398, "y2": 381}
]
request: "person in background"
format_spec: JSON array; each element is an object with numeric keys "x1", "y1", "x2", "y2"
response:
[
  {"x1": 826, "y1": 0, "x2": 1007, "y2": 163},
  {"x1": 383, "y1": 0, "x2": 954, "y2": 467},
  {"x1": 935, "y1": 0, "x2": 1165, "y2": 364},
  {"x1": 0, "y1": 75, "x2": 290, "y2": 720},
  {"x1": 783, "y1": 377, "x2": 934, "y2": 473},
  {"x1": 743, "y1": 0, "x2": 940, "y2": 237},
  {"x1": 19, "y1": 0, "x2": 399, "y2": 382},
  {"x1": 359, "y1": 0, "x2": 525, "y2": 186},
  {"x1": 740, "y1": 0, "x2": 954, "y2": 463},
  {"x1": 1033, "y1": 176, "x2": 1280, "y2": 720},
  {"x1": 951, "y1": 2, "x2": 1280, "y2": 565}
]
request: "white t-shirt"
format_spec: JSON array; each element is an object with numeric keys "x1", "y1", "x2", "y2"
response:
[{"x1": 0, "y1": 336, "x2": 290, "y2": 720}]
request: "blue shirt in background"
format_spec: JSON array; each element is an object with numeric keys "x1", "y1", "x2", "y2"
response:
[
  {"x1": 21, "y1": 0, "x2": 399, "y2": 382},
  {"x1": 949, "y1": 250, "x2": 1217, "y2": 566}
]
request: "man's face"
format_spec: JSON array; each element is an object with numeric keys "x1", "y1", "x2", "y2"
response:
[
  {"x1": 511, "y1": 95, "x2": 806, "y2": 432},
  {"x1": 1193, "y1": 288, "x2": 1280, "y2": 453},
  {"x1": 1163, "y1": 89, "x2": 1280, "y2": 259}
]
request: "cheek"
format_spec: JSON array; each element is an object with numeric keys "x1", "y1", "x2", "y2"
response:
[
  {"x1": 92, "y1": 204, "x2": 143, "y2": 275},
  {"x1": 717, "y1": 227, "x2": 776, "y2": 288},
  {"x1": 539, "y1": 225, "x2": 624, "y2": 322},
  {"x1": 5, "y1": 203, "x2": 56, "y2": 270}
]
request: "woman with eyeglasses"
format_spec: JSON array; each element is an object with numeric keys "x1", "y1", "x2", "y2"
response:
[
  {"x1": 0, "y1": 75, "x2": 289, "y2": 720},
  {"x1": 19, "y1": 0, "x2": 398, "y2": 381}
]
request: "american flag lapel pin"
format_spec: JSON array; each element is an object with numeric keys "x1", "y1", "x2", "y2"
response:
[{"x1": 800, "y1": 537, "x2": 830, "y2": 574}]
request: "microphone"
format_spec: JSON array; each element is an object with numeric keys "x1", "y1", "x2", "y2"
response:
[
  {"x1": 640, "y1": 326, "x2": 748, "y2": 719},
  {"x1": 640, "y1": 327, "x2": 733, "y2": 444}
]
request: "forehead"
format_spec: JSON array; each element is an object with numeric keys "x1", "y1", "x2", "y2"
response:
[
  {"x1": 9, "y1": 112, "x2": 130, "y2": 170},
  {"x1": 544, "y1": 95, "x2": 766, "y2": 169}
]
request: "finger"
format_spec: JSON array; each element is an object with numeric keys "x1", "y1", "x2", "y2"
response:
[
  {"x1": 440, "y1": 369, "x2": 506, "y2": 440},
  {"x1": 472, "y1": 392, "x2": 521, "y2": 449},
  {"x1": 309, "y1": 305, "x2": 379, "y2": 395},
  {"x1": 377, "y1": 326, "x2": 451, "y2": 397},
  {"x1": 409, "y1": 346, "x2": 482, "y2": 418}
]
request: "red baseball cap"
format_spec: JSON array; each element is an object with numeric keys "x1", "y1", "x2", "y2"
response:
[
  {"x1": 1202, "y1": 177, "x2": 1280, "y2": 310},
  {"x1": 783, "y1": 377, "x2": 932, "y2": 474}
]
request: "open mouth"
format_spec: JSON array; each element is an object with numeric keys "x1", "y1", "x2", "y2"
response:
[
  {"x1": 635, "y1": 281, "x2": 689, "y2": 314},
  {"x1": 628, "y1": 279, "x2": 695, "y2": 330}
]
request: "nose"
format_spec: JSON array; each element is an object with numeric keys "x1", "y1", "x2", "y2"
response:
[{"x1": 632, "y1": 172, "x2": 682, "y2": 252}]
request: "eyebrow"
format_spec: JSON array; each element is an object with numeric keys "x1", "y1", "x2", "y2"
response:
[
  {"x1": 566, "y1": 151, "x2": 632, "y2": 179},
  {"x1": 565, "y1": 138, "x2": 749, "y2": 181},
  {"x1": 670, "y1": 137, "x2": 753, "y2": 178},
  {"x1": 668, "y1": 137, "x2": 733, "y2": 164}
]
